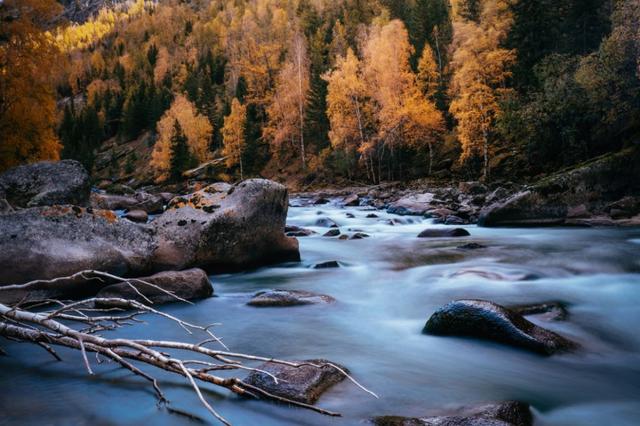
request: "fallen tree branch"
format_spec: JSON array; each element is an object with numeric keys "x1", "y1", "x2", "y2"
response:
[{"x1": 0, "y1": 271, "x2": 376, "y2": 424}]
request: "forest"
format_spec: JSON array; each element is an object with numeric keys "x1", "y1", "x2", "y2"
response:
[{"x1": 1, "y1": 0, "x2": 638, "y2": 185}]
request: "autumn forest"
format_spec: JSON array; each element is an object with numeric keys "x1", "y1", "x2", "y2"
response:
[{"x1": 1, "y1": 0, "x2": 639, "y2": 185}]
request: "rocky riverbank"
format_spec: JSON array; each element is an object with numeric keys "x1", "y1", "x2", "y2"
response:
[{"x1": 293, "y1": 146, "x2": 640, "y2": 228}]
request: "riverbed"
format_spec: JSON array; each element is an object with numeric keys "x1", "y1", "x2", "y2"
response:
[{"x1": 1, "y1": 200, "x2": 640, "y2": 425}]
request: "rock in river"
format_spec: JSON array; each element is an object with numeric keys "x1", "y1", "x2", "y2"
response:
[
  {"x1": 372, "y1": 400, "x2": 533, "y2": 426},
  {"x1": 323, "y1": 228, "x2": 341, "y2": 237},
  {"x1": 124, "y1": 209, "x2": 149, "y2": 223},
  {"x1": 0, "y1": 205, "x2": 156, "y2": 285},
  {"x1": 423, "y1": 300, "x2": 577, "y2": 355},
  {"x1": 242, "y1": 359, "x2": 347, "y2": 404},
  {"x1": 0, "y1": 160, "x2": 90, "y2": 208},
  {"x1": 418, "y1": 228, "x2": 470, "y2": 238},
  {"x1": 96, "y1": 268, "x2": 213, "y2": 305},
  {"x1": 91, "y1": 191, "x2": 165, "y2": 214},
  {"x1": 313, "y1": 260, "x2": 340, "y2": 269},
  {"x1": 247, "y1": 289, "x2": 335, "y2": 307},
  {"x1": 152, "y1": 179, "x2": 300, "y2": 272}
]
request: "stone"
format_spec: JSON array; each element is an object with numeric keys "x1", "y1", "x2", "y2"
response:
[
  {"x1": 372, "y1": 401, "x2": 532, "y2": 426},
  {"x1": 0, "y1": 160, "x2": 90, "y2": 208},
  {"x1": 323, "y1": 229, "x2": 341, "y2": 237},
  {"x1": 444, "y1": 215, "x2": 466, "y2": 225},
  {"x1": 313, "y1": 260, "x2": 340, "y2": 269},
  {"x1": 316, "y1": 217, "x2": 339, "y2": 228},
  {"x1": 0, "y1": 206, "x2": 156, "y2": 285},
  {"x1": 285, "y1": 225, "x2": 315, "y2": 237},
  {"x1": 124, "y1": 209, "x2": 148, "y2": 223},
  {"x1": 91, "y1": 191, "x2": 164, "y2": 214},
  {"x1": 247, "y1": 289, "x2": 335, "y2": 307},
  {"x1": 346, "y1": 212, "x2": 356, "y2": 218},
  {"x1": 423, "y1": 300, "x2": 577, "y2": 355},
  {"x1": 96, "y1": 268, "x2": 213, "y2": 305},
  {"x1": 387, "y1": 193, "x2": 436, "y2": 216},
  {"x1": 242, "y1": 359, "x2": 347, "y2": 404},
  {"x1": 344, "y1": 194, "x2": 360, "y2": 206},
  {"x1": 153, "y1": 179, "x2": 300, "y2": 272},
  {"x1": 418, "y1": 228, "x2": 470, "y2": 238},
  {"x1": 366, "y1": 213, "x2": 379, "y2": 218},
  {"x1": 457, "y1": 243, "x2": 486, "y2": 250},
  {"x1": 350, "y1": 232, "x2": 370, "y2": 239},
  {"x1": 458, "y1": 181, "x2": 487, "y2": 195}
]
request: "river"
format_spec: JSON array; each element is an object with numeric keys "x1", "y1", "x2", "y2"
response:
[{"x1": 1, "y1": 199, "x2": 640, "y2": 425}]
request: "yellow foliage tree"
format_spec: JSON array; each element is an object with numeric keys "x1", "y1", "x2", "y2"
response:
[
  {"x1": 448, "y1": 0, "x2": 516, "y2": 180},
  {"x1": 151, "y1": 94, "x2": 213, "y2": 180},
  {"x1": 0, "y1": 0, "x2": 62, "y2": 172},
  {"x1": 362, "y1": 18, "x2": 444, "y2": 177},
  {"x1": 417, "y1": 44, "x2": 440, "y2": 100},
  {"x1": 222, "y1": 98, "x2": 247, "y2": 180},
  {"x1": 264, "y1": 30, "x2": 310, "y2": 169}
]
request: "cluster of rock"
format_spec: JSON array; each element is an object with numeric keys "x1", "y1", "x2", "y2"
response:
[{"x1": 0, "y1": 161, "x2": 299, "y2": 296}]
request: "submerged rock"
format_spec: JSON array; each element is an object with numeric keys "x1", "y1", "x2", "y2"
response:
[
  {"x1": 153, "y1": 179, "x2": 299, "y2": 272},
  {"x1": 0, "y1": 160, "x2": 90, "y2": 208},
  {"x1": 242, "y1": 359, "x2": 347, "y2": 404},
  {"x1": 316, "y1": 217, "x2": 339, "y2": 227},
  {"x1": 457, "y1": 243, "x2": 486, "y2": 250},
  {"x1": 323, "y1": 228, "x2": 341, "y2": 237},
  {"x1": 285, "y1": 225, "x2": 315, "y2": 237},
  {"x1": 423, "y1": 300, "x2": 577, "y2": 355},
  {"x1": 372, "y1": 401, "x2": 532, "y2": 426},
  {"x1": 344, "y1": 194, "x2": 360, "y2": 206},
  {"x1": 0, "y1": 206, "x2": 156, "y2": 285},
  {"x1": 313, "y1": 260, "x2": 340, "y2": 269},
  {"x1": 96, "y1": 268, "x2": 213, "y2": 305},
  {"x1": 247, "y1": 289, "x2": 335, "y2": 307},
  {"x1": 351, "y1": 232, "x2": 370, "y2": 239},
  {"x1": 418, "y1": 228, "x2": 470, "y2": 238}
]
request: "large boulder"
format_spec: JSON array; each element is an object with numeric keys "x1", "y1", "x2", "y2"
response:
[
  {"x1": 0, "y1": 160, "x2": 90, "y2": 208},
  {"x1": 423, "y1": 300, "x2": 577, "y2": 355},
  {"x1": 418, "y1": 228, "x2": 470, "y2": 238},
  {"x1": 0, "y1": 206, "x2": 156, "y2": 285},
  {"x1": 479, "y1": 147, "x2": 640, "y2": 227},
  {"x1": 247, "y1": 289, "x2": 335, "y2": 307},
  {"x1": 242, "y1": 359, "x2": 347, "y2": 404},
  {"x1": 152, "y1": 179, "x2": 299, "y2": 272},
  {"x1": 372, "y1": 401, "x2": 532, "y2": 426},
  {"x1": 387, "y1": 193, "x2": 436, "y2": 215},
  {"x1": 96, "y1": 268, "x2": 213, "y2": 304}
]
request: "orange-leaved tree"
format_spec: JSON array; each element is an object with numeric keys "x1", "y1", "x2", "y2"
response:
[
  {"x1": 151, "y1": 94, "x2": 213, "y2": 180},
  {"x1": 0, "y1": 0, "x2": 63, "y2": 172}
]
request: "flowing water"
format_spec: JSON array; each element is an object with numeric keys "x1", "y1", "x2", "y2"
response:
[{"x1": 2, "y1": 200, "x2": 640, "y2": 425}]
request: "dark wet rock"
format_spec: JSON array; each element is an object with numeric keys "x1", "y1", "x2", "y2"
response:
[
  {"x1": 427, "y1": 208, "x2": 456, "y2": 219},
  {"x1": 285, "y1": 225, "x2": 315, "y2": 237},
  {"x1": 457, "y1": 243, "x2": 486, "y2": 250},
  {"x1": 0, "y1": 160, "x2": 90, "y2": 208},
  {"x1": 242, "y1": 359, "x2": 347, "y2": 404},
  {"x1": 316, "y1": 217, "x2": 339, "y2": 228},
  {"x1": 346, "y1": 212, "x2": 356, "y2": 218},
  {"x1": 423, "y1": 300, "x2": 577, "y2": 355},
  {"x1": 449, "y1": 269, "x2": 539, "y2": 281},
  {"x1": 124, "y1": 209, "x2": 148, "y2": 223},
  {"x1": 338, "y1": 234, "x2": 349, "y2": 240},
  {"x1": 445, "y1": 215, "x2": 467, "y2": 225},
  {"x1": 605, "y1": 196, "x2": 640, "y2": 218},
  {"x1": 323, "y1": 228, "x2": 341, "y2": 237},
  {"x1": 96, "y1": 268, "x2": 213, "y2": 305},
  {"x1": 313, "y1": 196, "x2": 330, "y2": 205},
  {"x1": 485, "y1": 187, "x2": 509, "y2": 205},
  {"x1": 366, "y1": 213, "x2": 379, "y2": 218},
  {"x1": 313, "y1": 260, "x2": 340, "y2": 269},
  {"x1": 372, "y1": 401, "x2": 532, "y2": 426},
  {"x1": 153, "y1": 179, "x2": 299, "y2": 272},
  {"x1": 350, "y1": 232, "x2": 370, "y2": 239},
  {"x1": 418, "y1": 228, "x2": 470, "y2": 238},
  {"x1": 344, "y1": 194, "x2": 360, "y2": 206},
  {"x1": 91, "y1": 191, "x2": 164, "y2": 214},
  {"x1": 247, "y1": 290, "x2": 335, "y2": 307},
  {"x1": 509, "y1": 301, "x2": 568, "y2": 321},
  {"x1": 0, "y1": 206, "x2": 156, "y2": 285}
]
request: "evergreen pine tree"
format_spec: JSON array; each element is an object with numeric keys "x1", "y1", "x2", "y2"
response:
[{"x1": 169, "y1": 119, "x2": 190, "y2": 181}]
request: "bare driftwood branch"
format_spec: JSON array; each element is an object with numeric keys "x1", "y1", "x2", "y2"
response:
[{"x1": 0, "y1": 271, "x2": 375, "y2": 424}]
